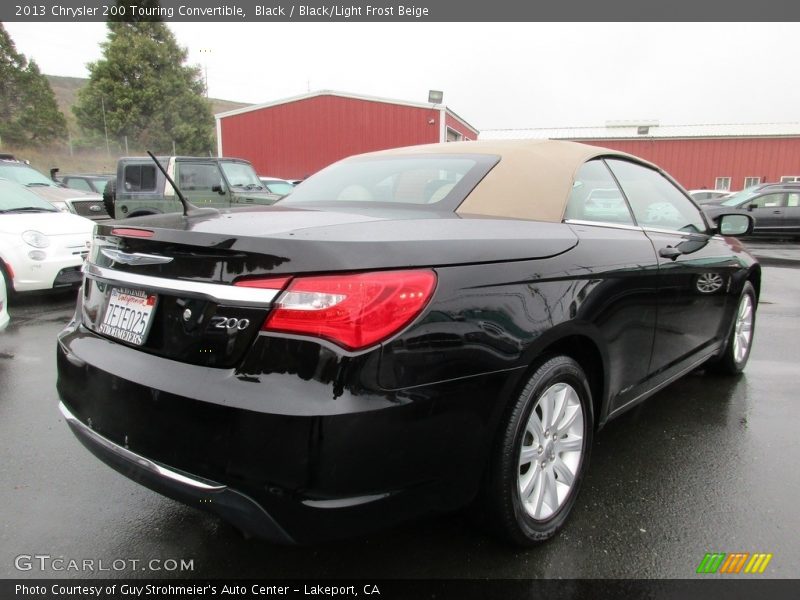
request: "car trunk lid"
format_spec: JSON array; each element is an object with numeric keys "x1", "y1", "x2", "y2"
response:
[{"x1": 80, "y1": 206, "x2": 578, "y2": 367}]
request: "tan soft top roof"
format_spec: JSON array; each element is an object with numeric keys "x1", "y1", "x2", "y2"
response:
[{"x1": 362, "y1": 139, "x2": 651, "y2": 222}]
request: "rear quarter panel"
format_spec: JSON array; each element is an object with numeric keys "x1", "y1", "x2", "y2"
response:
[{"x1": 378, "y1": 226, "x2": 662, "y2": 426}]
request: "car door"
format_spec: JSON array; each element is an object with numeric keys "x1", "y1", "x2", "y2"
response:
[
  {"x1": 563, "y1": 159, "x2": 659, "y2": 414},
  {"x1": 175, "y1": 161, "x2": 231, "y2": 209},
  {"x1": 605, "y1": 159, "x2": 743, "y2": 380},
  {"x1": 779, "y1": 192, "x2": 800, "y2": 235},
  {"x1": 742, "y1": 192, "x2": 787, "y2": 233}
]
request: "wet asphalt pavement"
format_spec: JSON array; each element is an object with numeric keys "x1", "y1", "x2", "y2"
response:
[{"x1": 1, "y1": 242, "x2": 799, "y2": 580}]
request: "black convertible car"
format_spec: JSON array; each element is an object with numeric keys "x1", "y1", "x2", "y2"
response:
[{"x1": 56, "y1": 140, "x2": 759, "y2": 545}]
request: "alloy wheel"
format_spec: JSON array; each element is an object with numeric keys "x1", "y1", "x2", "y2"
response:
[
  {"x1": 733, "y1": 293, "x2": 754, "y2": 364},
  {"x1": 518, "y1": 382, "x2": 585, "y2": 520}
]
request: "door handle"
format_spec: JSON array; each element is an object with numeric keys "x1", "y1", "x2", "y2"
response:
[
  {"x1": 773, "y1": 210, "x2": 782, "y2": 214},
  {"x1": 659, "y1": 246, "x2": 682, "y2": 260}
]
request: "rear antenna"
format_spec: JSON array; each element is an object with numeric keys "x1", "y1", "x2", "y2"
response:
[{"x1": 147, "y1": 151, "x2": 217, "y2": 217}]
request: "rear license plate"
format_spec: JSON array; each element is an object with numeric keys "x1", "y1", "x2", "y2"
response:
[{"x1": 98, "y1": 287, "x2": 157, "y2": 346}]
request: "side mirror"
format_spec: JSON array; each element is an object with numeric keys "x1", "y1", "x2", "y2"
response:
[
  {"x1": 211, "y1": 184, "x2": 226, "y2": 195},
  {"x1": 717, "y1": 213, "x2": 754, "y2": 236},
  {"x1": 747, "y1": 204, "x2": 757, "y2": 212}
]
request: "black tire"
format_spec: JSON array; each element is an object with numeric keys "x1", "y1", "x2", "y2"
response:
[
  {"x1": 102, "y1": 178, "x2": 116, "y2": 219},
  {"x1": 483, "y1": 355, "x2": 594, "y2": 546},
  {"x1": 708, "y1": 281, "x2": 757, "y2": 375}
]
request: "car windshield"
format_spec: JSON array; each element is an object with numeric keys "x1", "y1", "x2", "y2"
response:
[
  {"x1": 720, "y1": 187, "x2": 762, "y2": 207},
  {"x1": 0, "y1": 163, "x2": 57, "y2": 187},
  {"x1": 0, "y1": 180, "x2": 58, "y2": 212},
  {"x1": 262, "y1": 181, "x2": 294, "y2": 196},
  {"x1": 220, "y1": 162, "x2": 263, "y2": 188},
  {"x1": 281, "y1": 155, "x2": 492, "y2": 208}
]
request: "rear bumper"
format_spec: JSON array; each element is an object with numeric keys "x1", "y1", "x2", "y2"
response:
[
  {"x1": 59, "y1": 401, "x2": 294, "y2": 544},
  {"x1": 56, "y1": 324, "x2": 515, "y2": 543}
]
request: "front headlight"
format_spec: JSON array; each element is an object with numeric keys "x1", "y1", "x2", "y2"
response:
[{"x1": 22, "y1": 230, "x2": 50, "y2": 248}]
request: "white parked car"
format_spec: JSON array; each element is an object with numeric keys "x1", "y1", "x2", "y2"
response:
[
  {"x1": 0, "y1": 275, "x2": 8, "y2": 331},
  {"x1": 258, "y1": 176, "x2": 295, "y2": 197},
  {"x1": 0, "y1": 157, "x2": 108, "y2": 220},
  {"x1": 0, "y1": 179, "x2": 94, "y2": 293},
  {"x1": 688, "y1": 189, "x2": 731, "y2": 204}
]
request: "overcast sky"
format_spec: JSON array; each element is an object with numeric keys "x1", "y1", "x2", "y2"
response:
[{"x1": 4, "y1": 22, "x2": 799, "y2": 131}]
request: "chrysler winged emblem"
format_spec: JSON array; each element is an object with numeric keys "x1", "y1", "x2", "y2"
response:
[{"x1": 100, "y1": 249, "x2": 174, "y2": 266}]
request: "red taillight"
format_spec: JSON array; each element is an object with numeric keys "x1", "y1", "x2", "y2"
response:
[{"x1": 263, "y1": 270, "x2": 437, "y2": 351}]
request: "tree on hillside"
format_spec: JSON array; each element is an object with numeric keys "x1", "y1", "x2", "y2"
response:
[
  {"x1": 73, "y1": 13, "x2": 213, "y2": 155},
  {"x1": 0, "y1": 23, "x2": 67, "y2": 146}
]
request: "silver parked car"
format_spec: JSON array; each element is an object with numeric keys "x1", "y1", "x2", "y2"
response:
[
  {"x1": 0, "y1": 158, "x2": 108, "y2": 220},
  {"x1": 687, "y1": 189, "x2": 731, "y2": 204}
]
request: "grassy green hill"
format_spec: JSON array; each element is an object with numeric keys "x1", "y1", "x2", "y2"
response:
[
  {"x1": 46, "y1": 74, "x2": 249, "y2": 134},
  {"x1": 4, "y1": 76, "x2": 251, "y2": 175}
]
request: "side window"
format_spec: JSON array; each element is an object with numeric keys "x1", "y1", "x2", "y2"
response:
[
  {"x1": 606, "y1": 159, "x2": 706, "y2": 233},
  {"x1": 123, "y1": 165, "x2": 156, "y2": 192},
  {"x1": 749, "y1": 193, "x2": 785, "y2": 209},
  {"x1": 787, "y1": 193, "x2": 800, "y2": 208},
  {"x1": 64, "y1": 177, "x2": 92, "y2": 192},
  {"x1": 179, "y1": 163, "x2": 223, "y2": 192},
  {"x1": 564, "y1": 159, "x2": 633, "y2": 225}
]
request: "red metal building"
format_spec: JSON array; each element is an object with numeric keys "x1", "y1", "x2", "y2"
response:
[
  {"x1": 481, "y1": 122, "x2": 800, "y2": 192},
  {"x1": 216, "y1": 91, "x2": 479, "y2": 180}
]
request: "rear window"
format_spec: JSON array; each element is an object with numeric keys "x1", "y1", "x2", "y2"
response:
[
  {"x1": 281, "y1": 155, "x2": 498, "y2": 209},
  {"x1": 123, "y1": 165, "x2": 157, "y2": 192}
]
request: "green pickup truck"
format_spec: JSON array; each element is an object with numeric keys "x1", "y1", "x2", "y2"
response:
[{"x1": 103, "y1": 156, "x2": 284, "y2": 219}]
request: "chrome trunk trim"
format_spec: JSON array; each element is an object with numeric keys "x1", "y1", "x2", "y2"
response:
[
  {"x1": 100, "y1": 249, "x2": 174, "y2": 266},
  {"x1": 83, "y1": 263, "x2": 281, "y2": 306}
]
